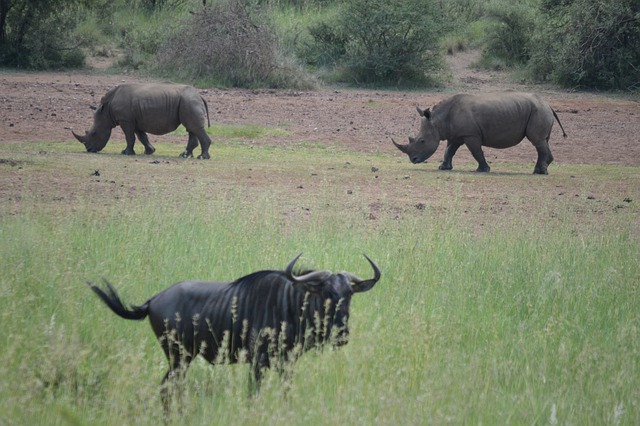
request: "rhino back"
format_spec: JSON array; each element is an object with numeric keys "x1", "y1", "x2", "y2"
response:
[
  {"x1": 444, "y1": 93, "x2": 546, "y2": 148},
  {"x1": 109, "y1": 84, "x2": 204, "y2": 135}
]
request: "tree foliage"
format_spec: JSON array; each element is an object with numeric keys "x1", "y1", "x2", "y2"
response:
[
  {"x1": 304, "y1": 0, "x2": 442, "y2": 86},
  {"x1": 530, "y1": 0, "x2": 640, "y2": 90},
  {"x1": 482, "y1": 1, "x2": 536, "y2": 67},
  {"x1": 0, "y1": 0, "x2": 92, "y2": 68}
]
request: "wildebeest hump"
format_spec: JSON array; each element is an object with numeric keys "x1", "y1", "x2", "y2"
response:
[{"x1": 146, "y1": 271, "x2": 313, "y2": 363}]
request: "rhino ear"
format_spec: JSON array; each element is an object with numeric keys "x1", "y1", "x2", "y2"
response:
[{"x1": 416, "y1": 106, "x2": 431, "y2": 119}]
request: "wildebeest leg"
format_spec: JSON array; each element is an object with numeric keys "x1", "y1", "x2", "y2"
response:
[
  {"x1": 120, "y1": 122, "x2": 137, "y2": 155},
  {"x1": 439, "y1": 139, "x2": 463, "y2": 170},
  {"x1": 465, "y1": 137, "x2": 490, "y2": 172},
  {"x1": 532, "y1": 137, "x2": 553, "y2": 175},
  {"x1": 193, "y1": 128, "x2": 212, "y2": 160},
  {"x1": 179, "y1": 133, "x2": 199, "y2": 158},
  {"x1": 135, "y1": 130, "x2": 156, "y2": 155},
  {"x1": 159, "y1": 332, "x2": 192, "y2": 416},
  {"x1": 248, "y1": 352, "x2": 269, "y2": 395}
]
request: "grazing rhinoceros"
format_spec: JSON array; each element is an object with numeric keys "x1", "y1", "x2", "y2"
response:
[
  {"x1": 392, "y1": 92, "x2": 567, "y2": 174},
  {"x1": 73, "y1": 83, "x2": 212, "y2": 159}
]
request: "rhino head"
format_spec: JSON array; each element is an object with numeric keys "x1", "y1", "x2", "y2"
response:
[
  {"x1": 392, "y1": 106, "x2": 441, "y2": 164},
  {"x1": 72, "y1": 104, "x2": 113, "y2": 153}
]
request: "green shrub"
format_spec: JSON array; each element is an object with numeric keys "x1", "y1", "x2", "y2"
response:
[
  {"x1": 306, "y1": 21, "x2": 348, "y2": 67},
  {"x1": 303, "y1": 0, "x2": 443, "y2": 86},
  {"x1": 0, "y1": 1, "x2": 87, "y2": 69},
  {"x1": 529, "y1": 0, "x2": 640, "y2": 90},
  {"x1": 480, "y1": 1, "x2": 536, "y2": 68},
  {"x1": 153, "y1": 0, "x2": 313, "y2": 88}
]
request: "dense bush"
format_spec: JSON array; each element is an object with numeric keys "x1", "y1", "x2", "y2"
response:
[
  {"x1": 481, "y1": 1, "x2": 536, "y2": 68},
  {"x1": 1, "y1": 0, "x2": 636, "y2": 91},
  {"x1": 304, "y1": 0, "x2": 442, "y2": 86},
  {"x1": 153, "y1": 0, "x2": 313, "y2": 88},
  {"x1": 529, "y1": 0, "x2": 640, "y2": 90},
  {"x1": 0, "y1": 0, "x2": 88, "y2": 69}
]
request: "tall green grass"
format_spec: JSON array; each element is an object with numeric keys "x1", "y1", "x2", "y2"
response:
[
  {"x1": 0, "y1": 143, "x2": 638, "y2": 424},
  {"x1": 1, "y1": 196, "x2": 638, "y2": 424}
]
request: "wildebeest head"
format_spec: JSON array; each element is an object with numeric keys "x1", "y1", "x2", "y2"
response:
[
  {"x1": 285, "y1": 253, "x2": 381, "y2": 347},
  {"x1": 72, "y1": 104, "x2": 113, "y2": 153},
  {"x1": 392, "y1": 106, "x2": 441, "y2": 164}
]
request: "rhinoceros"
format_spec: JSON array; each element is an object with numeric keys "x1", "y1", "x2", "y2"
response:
[
  {"x1": 73, "y1": 83, "x2": 212, "y2": 159},
  {"x1": 392, "y1": 93, "x2": 567, "y2": 174}
]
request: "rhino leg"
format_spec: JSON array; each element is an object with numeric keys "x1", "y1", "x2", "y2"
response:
[
  {"x1": 120, "y1": 122, "x2": 137, "y2": 155},
  {"x1": 193, "y1": 128, "x2": 212, "y2": 160},
  {"x1": 465, "y1": 137, "x2": 490, "y2": 172},
  {"x1": 533, "y1": 137, "x2": 553, "y2": 175},
  {"x1": 135, "y1": 130, "x2": 156, "y2": 155},
  {"x1": 179, "y1": 132, "x2": 199, "y2": 158},
  {"x1": 439, "y1": 139, "x2": 463, "y2": 170}
]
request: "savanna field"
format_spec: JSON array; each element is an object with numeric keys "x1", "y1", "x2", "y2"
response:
[{"x1": 1, "y1": 63, "x2": 639, "y2": 425}]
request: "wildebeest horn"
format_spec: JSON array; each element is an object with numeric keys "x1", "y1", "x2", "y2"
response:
[
  {"x1": 345, "y1": 254, "x2": 381, "y2": 293},
  {"x1": 286, "y1": 253, "x2": 332, "y2": 283},
  {"x1": 72, "y1": 130, "x2": 86, "y2": 144},
  {"x1": 391, "y1": 137, "x2": 408, "y2": 153}
]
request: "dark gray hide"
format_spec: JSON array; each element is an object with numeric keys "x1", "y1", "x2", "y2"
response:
[
  {"x1": 392, "y1": 92, "x2": 567, "y2": 174},
  {"x1": 87, "y1": 254, "x2": 381, "y2": 392},
  {"x1": 73, "y1": 83, "x2": 212, "y2": 159}
]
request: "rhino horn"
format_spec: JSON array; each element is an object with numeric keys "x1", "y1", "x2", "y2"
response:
[
  {"x1": 391, "y1": 137, "x2": 408, "y2": 153},
  {"x1": 72, "y1": 130, "x2": 87, "y2": 144}
]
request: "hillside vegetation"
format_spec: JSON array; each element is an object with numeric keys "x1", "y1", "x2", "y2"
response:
[{"x1": 0, "y1": 0, "x2": 638, "y2": 90}]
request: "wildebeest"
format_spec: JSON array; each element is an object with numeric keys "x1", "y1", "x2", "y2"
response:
[
  {"x1": 86, "y1": 254, "x2": 381, "y2": 404},
  {"x1": 72, "y1": 83, "x2": 212, "y2": 159},
  {"x1": 392, "y1": 92, "x2": 567, "y2": 174}
]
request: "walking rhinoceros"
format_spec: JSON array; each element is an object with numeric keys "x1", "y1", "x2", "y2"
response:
[
  {"x1": 73, "y1": 83, "x2": 212, "y2": 159},
  {"x1": 392, "y1": 92, "x2": 567, "y2": 174}
]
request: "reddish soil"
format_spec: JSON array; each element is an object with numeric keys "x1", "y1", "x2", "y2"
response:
[{"x1": 1, "y1": 53, "x2": 639, "y2": 168}]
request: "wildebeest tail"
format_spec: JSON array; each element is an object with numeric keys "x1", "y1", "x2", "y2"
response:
[
  {"x1": 552, "y1": 108, "x2": 567, "y2": 138},
  {"x1": 86, "y1": 278, "x2": 149, "y2": 320}
]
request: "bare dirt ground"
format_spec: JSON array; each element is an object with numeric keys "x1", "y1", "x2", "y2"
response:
[{"x1": 1, "y1": 52, "x2": 639, "y2": 168}]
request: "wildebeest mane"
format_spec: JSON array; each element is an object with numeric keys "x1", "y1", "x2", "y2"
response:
[{"x1": 228, "y1": 267, "x2": 321, "y2": 287}]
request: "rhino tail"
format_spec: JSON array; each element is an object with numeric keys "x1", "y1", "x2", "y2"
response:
[
  {"x1": 552, "y1": 108, "x2": 567, "y2": 139},
  {"x1": 201, "y1": 96, "x2": 210, "y2": 128}
]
